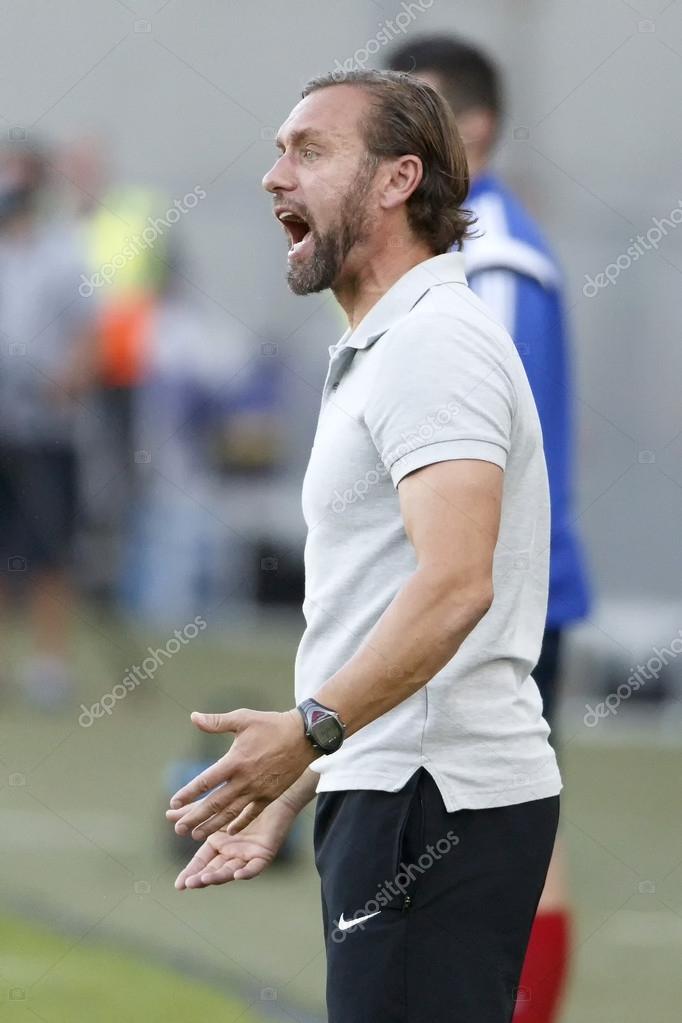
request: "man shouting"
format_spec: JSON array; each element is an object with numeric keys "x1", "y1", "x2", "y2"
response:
[{"x1": 167, "y1": 70, "x2": 560, "y2": 1023}]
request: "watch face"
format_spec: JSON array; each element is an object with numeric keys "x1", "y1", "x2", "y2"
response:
[{"x1": 310, "y1": 713, "x2": 343, "y2": 752}]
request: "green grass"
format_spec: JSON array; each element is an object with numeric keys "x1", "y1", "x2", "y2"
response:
[
  {"x1": 4, "y1": 610, "x2": 682, "y2": 1022},
  {"x1": 0, "y1": 914, "x2": 266, "y2": 1023}
]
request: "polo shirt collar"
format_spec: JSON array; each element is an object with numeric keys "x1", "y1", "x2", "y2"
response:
[{"x1": 331, "y1": 251, "x2": 467, "y2": 355}]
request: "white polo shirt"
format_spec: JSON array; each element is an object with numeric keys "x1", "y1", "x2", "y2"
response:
[{"x1": 294, "y1": 252, "x2": 561, "y2": 812}]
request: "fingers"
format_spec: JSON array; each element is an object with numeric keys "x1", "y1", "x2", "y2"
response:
[
  {"x1": 169, "y1": 762, "x2": 232, "y2": 812},
  {"x1": 189, "y1": 857, "x2": 247, "y2": 888},
  {"x1": 190, "y1": 709, "x2": 247, "y2": 735},
  {"x1": 233, "y1": 857, "x2": 269, "y2": 881},
  {"x1": 225, "y1": 799, "x2": 268, "y2": 835},
  {"x1": 165, "y1": 806, "x2": 186, "y2": 823},
  {"x1": 174, "y1": 842, "x2": 215, "y2": 890},
  {"x1": 170, "y1": 784, "x2": 246, "y2": 839},
  {"x1": 188, "y1": 794, "x2": 253, "y2": 841},
  {"x1": 182, "y1": 855, "x2": 268, "y2": 887},
  {"x1": 166, "y1": 799, "x2": 221, "y2": 828}
]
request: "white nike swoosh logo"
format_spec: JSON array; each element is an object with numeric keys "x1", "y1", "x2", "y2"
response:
[{"x1": 337, "y1": 910, "x2": 382, "y2": 931}]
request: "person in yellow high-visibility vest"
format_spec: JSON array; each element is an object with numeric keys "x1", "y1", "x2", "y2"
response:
[
  {"x1": 60, "y1": 137, "x2": 181, "y2": 581},
  {"x1": 85, "y1": 185, "x2": 174, "y2": 387}
]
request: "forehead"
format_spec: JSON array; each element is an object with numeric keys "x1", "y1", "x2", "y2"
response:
[{"x1": 276, "y1": 85, "x2": 370, "y2": 147}]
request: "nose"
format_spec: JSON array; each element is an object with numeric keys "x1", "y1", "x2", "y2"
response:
[{"x1": 262, "y1": 153, "x2": 295, "y2": 195}]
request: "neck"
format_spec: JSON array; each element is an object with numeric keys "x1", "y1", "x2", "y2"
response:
[{"x1": 332, "y1": 235, "x2": 435, "y2": 330}]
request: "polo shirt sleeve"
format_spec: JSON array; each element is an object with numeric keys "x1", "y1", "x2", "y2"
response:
[{"x1": 364, "y1": 313, "x2": 517, "y2": 488}]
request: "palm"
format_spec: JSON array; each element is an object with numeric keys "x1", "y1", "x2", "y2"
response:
[{"x1": 175, "y1": 811, "x2": 287, "y2": 890}]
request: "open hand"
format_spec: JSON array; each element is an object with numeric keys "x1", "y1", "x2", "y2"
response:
[
  {"x1": 166, "y1": 707, "x2": 316, "y2": 841},
  {"x1": 174, "y1": 797, "x2": 296, "y2": 890}
]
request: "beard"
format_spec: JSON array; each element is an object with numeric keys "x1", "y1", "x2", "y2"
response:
[{"x1": 286, "y1": 158, "x2": 377, "y2": 296}]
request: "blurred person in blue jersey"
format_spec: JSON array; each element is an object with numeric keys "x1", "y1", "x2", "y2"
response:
[
  {"x1": 0, "y1": 143, "x2": 98, "y2": 707},
  {"x1": 388, "y1": 36, "x2": 592, "y2": 1023}
]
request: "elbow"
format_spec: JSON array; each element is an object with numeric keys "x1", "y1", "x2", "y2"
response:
[
  {"x1": 469, "y1": 584, "x2": 494, "y2": 626},
  {"x1": 447, "y1": 580, "x2": 494, "y2": 636},
  {"x1": 418, "y1": 563, "x2": 494, "y2": 634}
]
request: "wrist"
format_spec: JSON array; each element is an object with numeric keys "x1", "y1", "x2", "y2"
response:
[
  {"x1": 256, "y1": 796, "x2": 299, "y2": 844},
  {"x1": 277, "y1": 787, "x2": 307, "y2": 819},
  {"x1": 284, "y1": 707, "x2": 319, "y2": 765},
  {"x1": 296, "y1": 698, "x2": 346, "y2": 754},
  {"x1": 277, "y1": 773, "x2": 318, "y2": 818}
]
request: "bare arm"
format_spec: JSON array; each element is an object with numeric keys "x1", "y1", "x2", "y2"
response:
[
  {"x1": 167, "y1": 457, "x2": 502, "y2": 841},
  {"x1": 314, "y1": 458, "x2": 502, "y2": 734},
  {"x1": 278, "y1": 767, "x2": 320, "y2": 815}
]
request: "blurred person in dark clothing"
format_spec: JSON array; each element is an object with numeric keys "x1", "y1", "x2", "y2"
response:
[
  {"x1": 0, "y1": 144, "x2": 97, "y2": 706},
  {"x1": 388, "y1": 36, "x2": 592, "y2": 1023}
]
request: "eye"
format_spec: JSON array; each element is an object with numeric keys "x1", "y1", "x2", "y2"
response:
[{"x1": 302, "y1": 147, "x2": 319, "y2": 162}]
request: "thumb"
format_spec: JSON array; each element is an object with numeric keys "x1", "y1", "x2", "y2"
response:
[{"x1": 190, "y1": 709, "x2": 247, "y2": 734}]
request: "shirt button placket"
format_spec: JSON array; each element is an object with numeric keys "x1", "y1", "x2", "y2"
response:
[{"x1": 324, "y1": 347, "x2": 355, "y2": 401}]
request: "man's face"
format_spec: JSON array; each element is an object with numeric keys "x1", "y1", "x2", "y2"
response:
[{"x1": 262, "y1": 86, "x2": 379, "y2": 295}]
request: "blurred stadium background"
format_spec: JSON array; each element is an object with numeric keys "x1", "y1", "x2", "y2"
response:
[{"x1": 1, "y1": 0, "x2": 681, "y2": 1020}]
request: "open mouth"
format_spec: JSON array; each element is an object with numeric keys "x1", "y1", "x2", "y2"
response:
[{"x1": 276, "y1": 209, "x2": 313, "y2": 258}]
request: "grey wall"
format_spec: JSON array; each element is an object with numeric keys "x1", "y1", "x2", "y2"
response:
[{"x1": 3, "y1": 0, "x2": 680, "y2": 600}]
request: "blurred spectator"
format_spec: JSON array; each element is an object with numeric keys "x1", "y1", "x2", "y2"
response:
[
  {"x1": 59, "y1": 138, "x2": 285, "y2": 624},
  {"x1": 389, "y1": 36, "x2": 592, "y2": 1023},
  {"x1": 58, "y1": 137, "x2": 183, "y2": 593},
  {"x1": 0, "y1": 142, "x2": 97, "y2": 707},
  {"x1": 124, "y1": 273, "x2": 283, "y2": 625}
]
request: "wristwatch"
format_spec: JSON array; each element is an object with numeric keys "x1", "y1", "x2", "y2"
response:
[{"x1": 297, "y1": 698, "x2": 346, "y2": 754}]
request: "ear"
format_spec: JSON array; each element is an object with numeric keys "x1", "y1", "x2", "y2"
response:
[{"x1": 379, "y1": 154, "x2": 423, "y2": 212}]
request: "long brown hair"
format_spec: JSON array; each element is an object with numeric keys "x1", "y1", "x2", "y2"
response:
[{"x1": 302, "y1": 69, "x2": 475, "y2": 253}]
